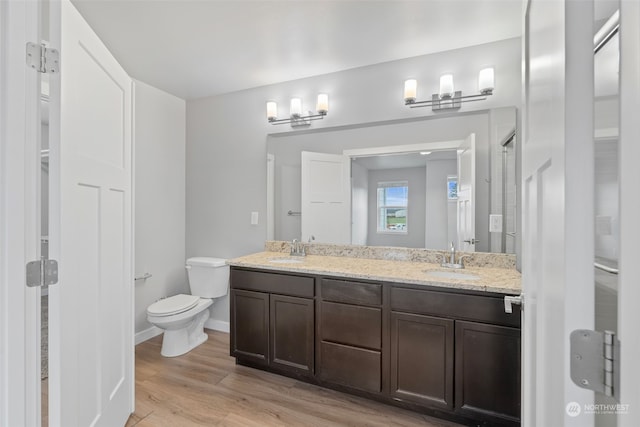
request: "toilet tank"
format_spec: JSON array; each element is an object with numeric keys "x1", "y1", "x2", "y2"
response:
[{"x1": 185, "y1": 257, "x2": 229, "y2": 298}]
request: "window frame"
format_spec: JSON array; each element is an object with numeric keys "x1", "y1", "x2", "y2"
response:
[{"x1": 376, "y1": 181, "x2": 409, "y2": 234}]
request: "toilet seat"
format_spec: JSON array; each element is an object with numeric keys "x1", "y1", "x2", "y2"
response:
[{"x1": 147, "y1": 294, "x2": 200, "y2": 317}]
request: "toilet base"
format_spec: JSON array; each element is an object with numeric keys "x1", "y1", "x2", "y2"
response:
[{"x1": 160, "y1": 308, "x2": 210, "y2": 357}]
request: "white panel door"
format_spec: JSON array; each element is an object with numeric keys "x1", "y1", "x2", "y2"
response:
[
  {"x1": 522, "y1": 1, "x2": 595, "y2": 426},
  {"x1": 301, "y1": 151, "x2": 351, "y2": 244},
  {"x1": 456, "y1": 133, "x2": 476, "y2": 252},
  {"x1": 48, "y1": 1, "x2": 133, "y2": 426}
]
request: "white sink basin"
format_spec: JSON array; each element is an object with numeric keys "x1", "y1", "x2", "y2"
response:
[
  {"x1": 425, "y1": 270, "x2": 480, "y2": 281},
  {"x1": 268, "y1": 257, "x2": 305, "y2": 264}
]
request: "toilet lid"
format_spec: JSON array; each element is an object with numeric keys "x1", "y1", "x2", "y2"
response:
[{"x1": 147, "y1": 294, "x2": 200, "y2": 317}]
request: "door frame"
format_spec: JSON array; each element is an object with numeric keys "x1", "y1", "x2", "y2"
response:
[
  {"x1": 618, "y1": 1, "x2": 640, "y2": 423},
  {"x1": 0, "y1": 0, "x2": 42, "y2": 426}
]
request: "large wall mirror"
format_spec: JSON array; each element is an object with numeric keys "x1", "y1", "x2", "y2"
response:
[{"x1": 266, "y1": 106, "x2": 519, "y2": 255}]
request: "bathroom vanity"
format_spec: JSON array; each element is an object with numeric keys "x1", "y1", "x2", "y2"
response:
[{"x1": 229, "y1": 248, "x2": 521, "y2": 427}]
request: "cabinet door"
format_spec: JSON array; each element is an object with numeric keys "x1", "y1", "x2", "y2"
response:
[
  {"x1": 270, "y1": 294, "x2": 314, "y2": 375},
  {"x1": 455, "y1": 320, "x2": 521, "y2": 424},
  {"x1": 230, "y1": 289, "x2": 269, "y2": 365},
  {"x1": 390, "y1": 312, "x2": 454, "y2": 410}
]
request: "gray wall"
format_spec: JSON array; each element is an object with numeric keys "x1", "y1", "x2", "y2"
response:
[
  {"x1": 367, "y1": 167, "x2": 426, "y2": 248},
  {"x1": 134, "y1": 81, "x2": 187, "y2": 337},
  {"x1": 351, "y1": 161, "x2": 368, "y2": 245},
  {"x1": 425, "y1": 159, "x2": 458, "y2": 249},
  {"x1": 186, "y1": 38, "x2": 521, "y2": 325}
]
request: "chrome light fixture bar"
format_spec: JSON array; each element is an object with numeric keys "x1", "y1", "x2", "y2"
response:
[
  {"x1": 266, "y1": 94, "x2": 328, "y2": 127},
  {"x1": 404, "y1": 68, "x2": 495, "y2": 111}
]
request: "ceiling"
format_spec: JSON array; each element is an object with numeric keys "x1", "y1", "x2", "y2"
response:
[
  {"x1": 70, "y1": 0, "x2": 523, "y2": 100},
  {"x1": 354, "y1": 150, "x2": 457, "y2": 170}
]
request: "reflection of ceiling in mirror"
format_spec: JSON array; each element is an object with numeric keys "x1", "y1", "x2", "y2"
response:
[
  {"x1": 353, "y1": 151, "x2": 457, "y2": 171},
  {"x1": 594, "y1": 32, "x2": 618, "y2": 98}
]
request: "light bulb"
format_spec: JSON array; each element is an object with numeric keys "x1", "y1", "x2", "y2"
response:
[
  {"x1": 266, "y1": 101, "x2": 277, "y2": 121},
  {"x1": 478, "y1": 67, "x2": 495, "y2": 94},
  {"x1": 439, "y1": 74, "x2": 454, "y2": 99},
  {"x1": 404, "y1": 79, "x2": 417, "y2": 104},
  {"x1": 290, "y1": 98, "x2": 302, "y2": 117},
  {"x1": 316, "y1": 94, "x2": 329, "y2": 115}
]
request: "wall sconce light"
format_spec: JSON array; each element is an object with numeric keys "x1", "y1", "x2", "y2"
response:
[
  {"x1": 404, "y1": 67, "x2": 494, "y2": 111},
  {"x1": 266, "y1": 94, "x2": 329, "y2": 127}
]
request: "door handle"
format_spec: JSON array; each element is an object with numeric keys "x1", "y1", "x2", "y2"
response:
[
  {"x1": 504, "y1": 294, "x2": 523, "y2": 313},
  {"x1": 463, "y1": 238, "x2": 479, "y2": 245}
]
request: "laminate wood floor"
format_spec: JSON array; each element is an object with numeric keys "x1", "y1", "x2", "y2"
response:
[{"x1": 127, "y1": 330, "x2": 463, "y2": 427}]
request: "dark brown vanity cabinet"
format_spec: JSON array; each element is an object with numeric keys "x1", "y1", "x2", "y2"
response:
[
  {"x1": 317, "y1": 278, "x2": 383, "y2": 394},
  {"x1": 230, "y1": 269, "x2": 314, "y2": 377},
  {"x1": 391, "y1": 285, "x2": 521, "y2": 425},
  {"x1": 390, "y1": 312, "x2": 454, "y2": 410},
  {"x1": 230, "y1": 289, "x2": 269, "y2": 365},
  {"x1": 455, "y1": 320, "x2": 521, "y2": 424},
  {"x1": 230, "y1": 267, "x2": 521, "y2": 426}
]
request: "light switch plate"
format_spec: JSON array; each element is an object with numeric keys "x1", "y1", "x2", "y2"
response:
[
  {"x1": 489, "y1": 214, "x2": 503, "y2": 233},
  {"x1": 251, "y1": 211, "x2": 259, "y2": 225}
]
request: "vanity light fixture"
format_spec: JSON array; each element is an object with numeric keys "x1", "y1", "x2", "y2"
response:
[
  {"x1": 404, "y1": 67, "x2": 494, "y2": 111},
  {"x1": 266, "y1": 94, "x2": 329, "y2": 127}
]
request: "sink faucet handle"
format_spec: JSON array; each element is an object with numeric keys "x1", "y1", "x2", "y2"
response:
[
  {"x1": 437, "y1": 253, "x2": 447, "y2": 266},
  {"x1": 458, "y1": 255, "x2": 472, "y2": 268}
]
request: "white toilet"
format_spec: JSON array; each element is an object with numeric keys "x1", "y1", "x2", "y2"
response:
[{"x1": 147, "y1": 257, "x2": 229, "y2": 357}]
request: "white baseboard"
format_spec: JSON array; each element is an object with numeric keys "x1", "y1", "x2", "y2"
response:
[
  {"x1": 205, "y1": 318, "x2": 230, "y2": 333},
  {"x1": 135, "y1": 325, "x2": 163, "y2": 345}
]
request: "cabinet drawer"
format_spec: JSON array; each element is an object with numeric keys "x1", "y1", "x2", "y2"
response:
[
  {"x1": 231, "y1": 268, "x2": 314, "y2": 298},
  {"x1": 320, "y1": 278, "x2": 382, "y2": 306},
  {"x1": 320, "y1": 301, "x2": 381, "y2": 350},
  {"x1": 318, "y1": 341, "x2": 381, "y2": 393},
  {"x1": 391, "y1": 287, "x2": 520, "y2": 327}
]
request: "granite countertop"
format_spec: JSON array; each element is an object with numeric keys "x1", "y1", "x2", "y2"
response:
[{"x1": 229, "y1": 251, "x2": 521, "y2": 295}]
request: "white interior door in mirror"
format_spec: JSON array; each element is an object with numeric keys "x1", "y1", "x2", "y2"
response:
[
  {"x1": 48, "y1": 0, "x2": 133, "y2": 425},
  {"x1": 301, "y1": 151, "x2": 351, "y2": 244},
  {"x1": 457, "y1": 133, "x2": 476, "y2": 252}
]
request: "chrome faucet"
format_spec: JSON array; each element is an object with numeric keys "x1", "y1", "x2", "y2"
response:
[
  {"x1": 440, "y1": 242, "x2": 470, "y2": 269},
  {"x1": 449, "y1": 242, "x2": 456, "y2": 264},
  {"x1": 290, "y1": 238, "x2": 306, "y2": 257}
]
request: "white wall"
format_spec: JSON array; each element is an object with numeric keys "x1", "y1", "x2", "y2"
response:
[
  {"x1": 134, "y1": 81, "x2": 187, "y2": 338},
  {"x1": 186, "y1": 37, "x2": 521, "y2": 325},
  {"x1": 425, "y1": 159, "x2": 458, "y2": 249}
]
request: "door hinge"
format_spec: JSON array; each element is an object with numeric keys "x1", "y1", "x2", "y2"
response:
[
  {"x1": 26, "y1": 257, "x2": 59, "y2": 288},
  {"x1": 570, "y1": 329, "x2": 619, "y2": 401},
  {"x1": 26, "y1": 42, "x2": 59, "y2": 74}
]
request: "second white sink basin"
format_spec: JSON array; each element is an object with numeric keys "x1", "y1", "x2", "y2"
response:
[
  {"x1": 268, "y1": 258, "x2": 305, "y2": 264},
  {"x1": 425, "y1": 270, "x2": 480, "y2": 281}
]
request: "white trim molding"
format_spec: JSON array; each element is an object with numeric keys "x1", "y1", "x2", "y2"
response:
[
  {"x1": 134, "y1": 326, "x2": 163, "y2": 345},
  {"x1": 205, "y1": 319, "x2": 230, "y2": 333}
]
